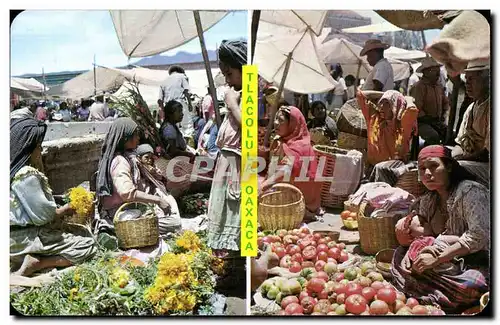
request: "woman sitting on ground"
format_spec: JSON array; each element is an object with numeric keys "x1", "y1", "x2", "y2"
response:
[
  {"x1": 391, "y1": 145, "x2": 489, "y2": 313},
  {"x1": 96, "y1": 117, "x2": 180, "y2": 235},
  {"x1": 160, "y1": 100, "x2": 196, "y2": 161},
  {"x1": 259, "y1": 106, "x2": 324, "y2": 222},
  {"x1": 358, "y1": 89, "x2": 419, "y2": 185},
  {"x1": 10, "y1": 118, "x2": 97, "y2": 276}
]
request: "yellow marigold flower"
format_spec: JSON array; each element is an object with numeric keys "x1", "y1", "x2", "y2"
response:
[
  {"x1": 175, "y1": 231, "x2": 202, "y2": 252},
  {"x1": 68, "y1": 186, "x2": 94, "y2": 216}
]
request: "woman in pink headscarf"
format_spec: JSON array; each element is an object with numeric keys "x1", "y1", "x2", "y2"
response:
[
  {"x1": 391, "y1": 145, "x2": 489, "y2": 313},
  {"x1": 260, "y1": 106, "x2": 323, "y2": 221}
]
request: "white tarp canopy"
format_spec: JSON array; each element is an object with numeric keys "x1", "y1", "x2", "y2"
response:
[
  {"x1": 47, "y1": 66, "x2": 224, "y2": 100},
  {"x1": 318, "y1": 38, "x2": 411, "y2": 82},
  {"x1": 255, "y1": 29, "x2": 337, "y2": 94},
  {"x1": 113, "y1": 68, "x2": 224, "y2": 110},
  {"x1": 112, "y1": 82, "x2": 163, "y2": 110},
  {"x1": 110, "y1": 10, "x2": 228, "y2": 57},
  {"x1": 259, "y1": 10, "x2": 328, "y2": 36},
  {"x1": 11, "y1": 77, "x2": 46, "y2": 92},
  {"x1": 46, "y1": 67, "x2": 126, "y2": 99},
  {"x1": 342, "y1": 21, "x2": 403, "y2": 34}
]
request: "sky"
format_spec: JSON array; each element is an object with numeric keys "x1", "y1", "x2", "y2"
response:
[
  {"x1": 10, "y1": 10, "x2": 248, "y2": 76},
  {"x1": 10, "y1": 10, "x2": 440, "y2": 76}
]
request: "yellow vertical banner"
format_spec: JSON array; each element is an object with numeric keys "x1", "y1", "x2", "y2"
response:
[{"x1": 241, "y1": 65, "x2": 258, "y2": 257}]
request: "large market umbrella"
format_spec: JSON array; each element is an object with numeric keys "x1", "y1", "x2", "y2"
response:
[
  {"x1": 342, "y1": 21, "x2": 403, "y2": 34},
  {"x1": 318, "y1": 38, "x2": 411, "y2": 83},
  {"x1": 110, "y1": 10, "x2": 228, "y2": 127},
  {"x1": 254, "y1": 10, "x2": 332, "y2": 146},
  {"x1": 374, "y1": 10, "x2": 462, "y2": 31}
]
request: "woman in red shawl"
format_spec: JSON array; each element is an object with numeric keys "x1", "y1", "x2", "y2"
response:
[
  {"x1": 391, "y1": 145, "x2": 489, "y2": 313},
  {"x1": 259, "y1": 106, "x2": 323, "y2": 221}
]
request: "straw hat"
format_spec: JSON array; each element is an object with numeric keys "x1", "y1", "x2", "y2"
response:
[
  {"x1": 416, "y1": 57, "x2": 442, "y2": 73},
  {"x1": 463, "y1": 59, "x2": 490, "y2": 72},
  {"x1": 360, "y1": 39, "x2": 391, "y2": 56},
  {"x1": 426, "y1": 10, "x2": 490, "y2": 74}
]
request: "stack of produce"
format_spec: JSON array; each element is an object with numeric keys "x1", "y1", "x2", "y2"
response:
[
  {"x1": 340, "y1": 210, "x2": 358, "y2": 230},
  {"x1": 254, "y1": 228, "x2": 446, "y2": 316}
]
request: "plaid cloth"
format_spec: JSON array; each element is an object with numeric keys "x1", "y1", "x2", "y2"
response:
[{"x1": 391, "y1": 245, "x2": 489, "y2": 313}]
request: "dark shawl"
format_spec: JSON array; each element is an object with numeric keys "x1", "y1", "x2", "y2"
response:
[
  {"x1": 10, "y1": 117, "x2": 47, "y2": 181},
  {"x1": 96, "y1": 117, "x2": 137, "y2": 197}
]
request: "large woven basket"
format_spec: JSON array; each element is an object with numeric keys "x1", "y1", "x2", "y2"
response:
[
  {"x1": 395, "y1": 169, "x2": 427, "y2": 197},
  {"x1": 313, "y1": 145, "x2": 355, "y2": 209},
  {"x1": 114, "y1": 202, "x2": 159, "y2": 249},
  {"x1": 337, "y1": 132, "x2": 367, "y2": 151},
  {"x1": 358, "y1": 202, "x2": 401, "y2": 255},
  {"x1": 258, "y1": 183, "x2": 305, "y2": 231}
]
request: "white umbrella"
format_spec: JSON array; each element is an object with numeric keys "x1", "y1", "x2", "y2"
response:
[
  {"x1": 110, "y1": 10, "x2": 227, "y2": 57},
  {"x1": 110, "y1": 10, "x2": 229, "y2": 127},
  {"x1": 259, "y1": 10, "x2": 327, "y2": 36},
  {"x1": 342, "y1": 21, "x2": 403, "y2": 34},
  {"x1": 318, "y1": 38, "x2": 411, "y2": 82},
  {"x1": 256, "y1": 30, "x2": 337, "y2": 94},
  {"x1": 255, "y1": 10, "x2": 332, "y2": 146}
]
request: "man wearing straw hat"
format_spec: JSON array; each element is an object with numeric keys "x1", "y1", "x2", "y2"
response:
[
  {"x1": 411, "y1": 57, "x2": 449, "y2": 146},
  {"x1": 360, "y1": 39, "x2": 394, "y2": 92},
  {"x1": 451, "y1": 60, "x2": 490, "y2": 186}
]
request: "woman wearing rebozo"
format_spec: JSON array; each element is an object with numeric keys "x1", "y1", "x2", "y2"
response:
[
  {"x1": 206, "y1": 40, "x2": 246, "y2": 256},
  {"x1": 391, "y1": 145, "x2": 489, "y2": 313},
  {"x1": 96, "y1": 117, "x2": 181, "y2": 236},
  {"x1": 10, "y1": 118, "x2": 97, "y2": 276},
  {"x1": 259, "y1": 105, "x2": 323, "y2": 221}
]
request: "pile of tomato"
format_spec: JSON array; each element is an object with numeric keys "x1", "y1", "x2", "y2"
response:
[{"x1": 257, "y1": 227, "x2": 446, "y2": 316}]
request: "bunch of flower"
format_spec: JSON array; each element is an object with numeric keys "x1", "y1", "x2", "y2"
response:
[
  {"x1": 68, "y1": 186, "x2": 94, "y2": 216},
  {"x1": 175, "y1": 230, "x2": 203, "y2": 253},
  {"x1": 144, "y1": 252, "x2": 202, "y2": 314}
]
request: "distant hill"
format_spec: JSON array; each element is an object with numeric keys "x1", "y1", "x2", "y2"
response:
[{"x1": 133, "y1": 50, "x2": 218, "y2": 67}]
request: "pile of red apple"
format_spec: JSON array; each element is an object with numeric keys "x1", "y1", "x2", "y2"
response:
[{"x1": 257, "y1": 227, "x2": 446, "y2": 316}]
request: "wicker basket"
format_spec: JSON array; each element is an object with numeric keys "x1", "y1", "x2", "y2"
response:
[
  {"x1": 313, "y1": 145, "x2": 355, "y2": 209},
  {"x1": 395, "y1": 169, "x2": 427, "y2": 197},
  {"x1": 258, "y1": 183, "x2": 305, "y2": 231},
  {"x1": 337, "y1": 132, "x2": 367, "y2": 151},
  {"x1": 114, "y1": 202, "x2": 159, "y2": 249},
  {"x1": 358, "y1": 202, "x2": 401, "y2": 255}
]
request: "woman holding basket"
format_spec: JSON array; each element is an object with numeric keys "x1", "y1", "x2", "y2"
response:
[{"x1": 96, "y1": 117, "x2": 181, "y2": 235}]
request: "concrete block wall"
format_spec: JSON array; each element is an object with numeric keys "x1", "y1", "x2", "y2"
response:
[{"x1": 44, "y1": 121, "x2": 113, "y2": 142}]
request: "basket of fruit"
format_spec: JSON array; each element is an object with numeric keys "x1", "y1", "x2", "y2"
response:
[
  {"x1": 340, "y1": 210, "x2": 358, "y2": 230},
  {"x1": 259, "y1": 183, "x2": 305, "y2": 231}
]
